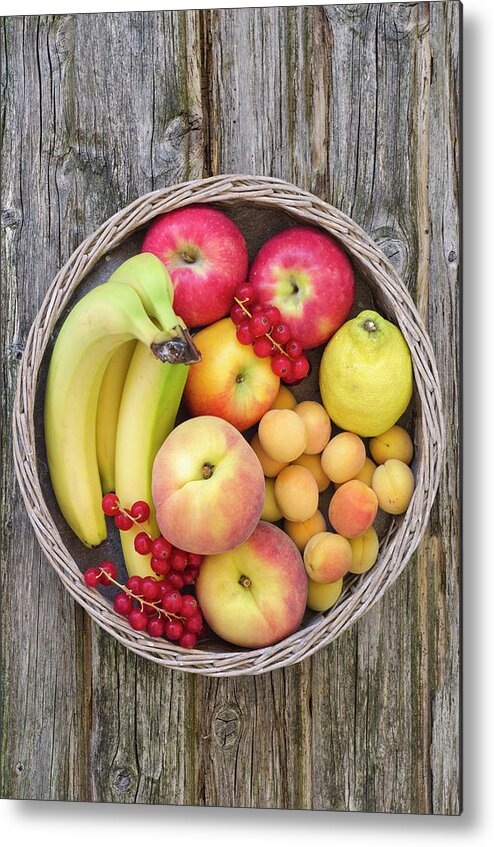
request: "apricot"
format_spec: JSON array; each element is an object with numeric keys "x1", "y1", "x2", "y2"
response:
[
  {"x1": 258, "y1": 408, "x2": 308, "y2": 463},
  {"x1": 261, "y1": 477, "x2": 283, "y2": 523},
  {"x1": 269, "y1": 385, "x2": 297, "y2": 411},
  {"x1": 371, "y1": 459, "x2": 415, "y2": 515},
  {"x1": 274, "y1": 465, "x2": 319, "y2": 522},
  {"x1": 348, "y1": 527, "x2": 379, "y2": 574},
  {"x1": 294, "y1": 401, "x2": 331, "y2": 454},
  {"x1": 369, "y1": 425, "x2": 414, "y2": 465},
  {"x1": 303, "y1": 531, "x2": 352, "y2": 583},
  {"x1": 321, "y1": 431, "x2": 366, "y2": 484},
  {"x1": 250, "y1": 431, "x2": 288, "y2": 478},
  {"x1": 284, "y1": 509, "x2": 327, "y2": 552},
  {"x1": 307, "y1": 577, "x2": 343, "y2": 612},
  {"x1": 334, "y1": 456, "x2": 377, "y2": 490},
  {"x1": 292, "y1": 452, "x2": 330, "y2": 493},
  {"x1": 328, "y1": 479, "x2": 378, "y2": 538}
]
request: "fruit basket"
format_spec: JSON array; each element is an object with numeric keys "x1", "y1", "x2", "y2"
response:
[{"x1": 12, "y1": 174, "x2": 444, "y2": 676}]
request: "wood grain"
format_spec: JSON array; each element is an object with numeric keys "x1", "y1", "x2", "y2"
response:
[{"x1": 0, "y1": 3, "x2": 460, "y2": 813}]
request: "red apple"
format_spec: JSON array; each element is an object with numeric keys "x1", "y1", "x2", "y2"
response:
[
  {"x1": 195, "y1": 522, "x2": 308, "y2": 648},
  {"x1": 141, "y1": 205, "x2": 249, "y2": 328},
  {"x1": 249, "y1": 226, "x2": 354, "y2": 349},
  {"x1": 152, "y1": 415, "x2": 265, "y2": 555},
  {"x1": 183, "y1": 318, "x2": 280, "y2": 431}
]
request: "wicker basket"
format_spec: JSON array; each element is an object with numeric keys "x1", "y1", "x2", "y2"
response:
[{"x1": 12, "y1": 174, "x2": 444, "y2": 676}]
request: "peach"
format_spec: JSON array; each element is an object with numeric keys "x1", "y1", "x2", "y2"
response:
[
  {"x1": 274, "y1": 465, "x2": 319, "y2": 523},
  {"x1": 262, "y1": 477, "x2": 283, "y2": 523},
  {"x1": 369, "y1": 425, "x2": 414, "y2": 465},
  {"x1": 321, "y1": 431, "x2": 366, "y2": 484},
  {"x1": 269, "y1": 385, "x2": 297, "y2": 410},
  {"x1": 196, "y1": 521, "x2": 308, "y2": 648},
  {"x1": 258, "y1": 408, "x2": 308, "y2": 463},
  {"x1": 303, "y1": 531, "x2": 352, "y2": 583},
  {"x1": 292, "y1": 452, "x2": 330, "y2": 493},
  {"x1": 328, "y1": 479, "x2": 378, "y2": 538},
  {"x1": 348, "y1": 527, "x2": 380, "y2": 574},
  {"x1": 250, "y1": 431, "x2": 288, "y2": 478},
  {"x1": 293, "y1": 401, "x2": 331, "y2": 454},
  {"x1": 284, "y1": 509, "x2": 327, "y2": 552},
  {"x1": 371, "y1": 459, "x2": 415, "y2": 514},
  {"x1": 152, "y1": 415, "x2": 265, "y2": 555},
  {"x1": 307, "y1": 577, "x2": 343, "y2": 612}
]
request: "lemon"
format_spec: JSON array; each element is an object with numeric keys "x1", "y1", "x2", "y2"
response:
[{"x1": 319, "y1": 310, "x2": 413, "y2": 437}]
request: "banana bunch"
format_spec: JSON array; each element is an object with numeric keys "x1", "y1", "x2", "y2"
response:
[{"x1": 44, "y1": 253, "x2": 200, "y2": 568}]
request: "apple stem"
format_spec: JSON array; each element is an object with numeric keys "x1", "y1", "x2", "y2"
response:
[
  {"x1": 363, "y1": 319, "x2": 377, "y2": 333},
  {"x1": 238, "y1": 575, "x2": 251, "y2": 588},
  {"x1": 180, "y1": 251, "x2": 196, "y2": 264}
]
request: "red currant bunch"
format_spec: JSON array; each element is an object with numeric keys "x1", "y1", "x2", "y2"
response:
[
  {"x1": 101, "y1": 494, "x2": 151, "y2": 530},
  {"x1": 230, "y1": 283, "x2": 310, "y2": 385},
  {"x1": 83, "y1": 564, "x2": 205, "y2": 649}
]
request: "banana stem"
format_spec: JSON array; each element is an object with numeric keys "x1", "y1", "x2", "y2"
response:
[{"x1": 151, "y1": 326, "x2": 202, "y2": 365}]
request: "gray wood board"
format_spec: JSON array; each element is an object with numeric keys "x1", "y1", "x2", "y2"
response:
[{"x1": 1, "y1": 3, "x2": 460, "y2": 813}]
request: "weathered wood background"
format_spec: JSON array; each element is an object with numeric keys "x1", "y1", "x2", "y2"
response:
[{"x1": 1, "y1": 3, "x2": 460, "y2": 813}]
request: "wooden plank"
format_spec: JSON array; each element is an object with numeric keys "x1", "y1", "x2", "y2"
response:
[{"x1": 1, "y1": 3, "x2": 460, "y2": 813}]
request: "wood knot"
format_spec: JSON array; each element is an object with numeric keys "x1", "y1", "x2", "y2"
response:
[
  {"x1": 372, "y1": 226, "x2": 408, "y2": 277},
  {"x1": 212, "y1": 704, "x2": 242, "y2": 749},
  {"x1": 111, "y1": 768, "x2": 136, "y2": 793}
]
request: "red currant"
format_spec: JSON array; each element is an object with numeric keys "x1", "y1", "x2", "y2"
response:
[
  {"x1": 285, "y1": 338, "x2": 303, "y2": 358},
  {"x1": 84, "y1": 567, "x2": 102, "y2": 588},
  {"x1": 271, "y1": 322, "x2": 291, "y2": 345},
  {"x1": 292, "y1": 355, "x2": 310, "y2": 380},
  {"x1": 141, "y1": 576, "x2": 161, "y2": 602},
  {"x1": 114, "y1": 592, "x2": 133, "y2": 616},
  {"x1": 170, "y1": 549, "x2": 188, "y2": 572},
  {"x1": 181, "y1": 595, "x2": 199, "y2": 617},
  {"x1": 134, "y1": 531, "x2": 153, "y2": 556},
  {"x1": 150, "y1": 556, "x2": 171, "y2": 577},
  {"x1": 179, "y1": 632, "x2": 197, "y2": 649},
  {"x1": 236, "y1": 320, "x2": 254, "y2": 345},
  {"x1": 266, "y1": 305, "x2": 281, "y2": 325},
  {"x1": 235, "y1": 283, "x2": 254, "y2": 305},
  {"x1": 151, "y1": 536, "x2": 172, "y2": 560},
  {"x1": 162, "y1": 589, "x2": 183, "y2": 614},
  {"x1": 165, "y1": 619, "x2": 184, "y2": 641},
  {"x1": 251, "y1": 303, "x2": 264, "y2": 313},
  {"x1": 99, "y1": 561, "x2": 117, "y2": 585},
  {"x1": 130, "y1": 500, "x2": 150, "y2": 523},
  {"x1": 187, "y1": 553, "x2": 203, "y2": 567},
  {"x1": 159, "y1": 579, "x2": 174, "y2": 597},
  {"x1": 230, "y1": 303, "x2": 246, "y2": 325},
  {"x1": 271, "y1": 354, "x2": 293, "y2": 379},
  {"x1": 249, "y1": 312, "x2": 271, "y2": 337},
  {"x1": 114, "y1": 511, "x2": 133, "y2": 531},
  {"x1": 181, "y1": 570, "x2": 195, "y2": 585},
  {"x1": 253, "y1": 336, "x2": 273, "y2": 358},
  {"x1": 168, "y1": 572, "x2": 185, "y2": 590},
  {"x1": 147, "y1": 616, "x2": 166, "y2": 638},
  {"x1": 126, "y1": 575, "x2": 143, "y2": 596},
  {"x1": 101, "y1": 493, "x2": 120, "y2": 516},
  {"x1": 185, "y1": 612, "x2": 204, "y2": 634},
  {"x1": 187, "y1": 567, "x2": 200, "y2": 582},
  {"x1": 128, "y1": 608, "x2": 148, "y2": 631}
]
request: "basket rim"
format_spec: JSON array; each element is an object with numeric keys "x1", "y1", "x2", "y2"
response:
[{"x1": 12, "y1": 173, "x2": 445, "y2": 676}]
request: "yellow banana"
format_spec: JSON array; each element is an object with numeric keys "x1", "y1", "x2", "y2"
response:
[
  {"x1": 45, "y1": 256, "x2": 200, "y2": 548},
  {"x1": 94, "y1": 252, "x2": 193, "y2": 494},
  {"x1": 114, "y1": 344, "x2": 189, "y2": 577},
  {"x1": 96, "y1": 339, "x2": 137, "y2": 495}
]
